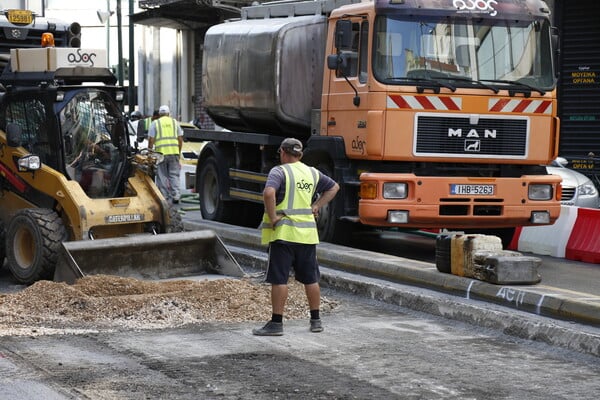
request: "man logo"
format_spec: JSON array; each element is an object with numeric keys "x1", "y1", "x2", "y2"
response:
[{"x1": 465, "y1": 140, "x2": 480, "y2": 152}]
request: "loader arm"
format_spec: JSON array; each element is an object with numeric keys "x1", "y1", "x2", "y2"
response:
[{"x1": 0, "y1": 142, "x2": 169, "y2": 240}]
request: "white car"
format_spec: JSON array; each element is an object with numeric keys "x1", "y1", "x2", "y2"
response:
[{"x1": 547, "y1": 157, "x2": 599, "y2": 208}]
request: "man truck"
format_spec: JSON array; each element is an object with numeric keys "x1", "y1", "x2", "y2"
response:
[{"x1": 184, "y1": 0, "x2": 562, "y2": 244}]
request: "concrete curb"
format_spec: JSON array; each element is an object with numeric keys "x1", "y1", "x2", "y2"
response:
[{"x1": 184, "y1": 219, "x2": 600, "y2": 355}]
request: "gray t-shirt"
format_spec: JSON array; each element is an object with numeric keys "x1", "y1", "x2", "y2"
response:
[{"x1": 265, "y1": 162, "x2": 336, "y2": 204}]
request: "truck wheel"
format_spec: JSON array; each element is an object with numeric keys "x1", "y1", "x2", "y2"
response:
[
  {"x1": 6, "y1": 209, "x2": 68, "y2": 284},
  {"x1": 313, "y1": 163, "x2": 349, "y2": 244},
  {"x1": 198, "y1": 156, "x2": 235, "y2": 223},
  {"x1": 166, "y1": 206, "x2": 184, "y2": 233}
]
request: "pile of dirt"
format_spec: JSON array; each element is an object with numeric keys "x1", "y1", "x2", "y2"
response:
[{"x1": 0, "y1": 275, "x2": 339, "y2": 336}]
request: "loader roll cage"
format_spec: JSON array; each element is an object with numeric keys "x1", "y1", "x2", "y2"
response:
[{"x1": 0, "y1": 83, "x2": 130, "y2": 199}]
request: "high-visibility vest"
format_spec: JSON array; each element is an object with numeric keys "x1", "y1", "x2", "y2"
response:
[
  {"x1": 143, "y1": 117, "x2": 153, "y2": 130},
  {"x1": 154, "y1": 117, "x2": 179, "y2": 156},
  {"x1": 261, "y1": 162, "x2": 320, "y2": 245}
]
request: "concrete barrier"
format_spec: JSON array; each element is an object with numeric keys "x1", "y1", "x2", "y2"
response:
[{"x1": 509, "y1": 205, "x2": 578, "y2": 258}]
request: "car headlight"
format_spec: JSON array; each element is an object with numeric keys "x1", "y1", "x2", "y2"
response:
[
  {"x1": 529, "y1": 184, "x2": 553, "y2": 201},
  {"x1": 579, "y1": 181, "x2": 598, "y2": 196},
  {"x1": 383, "y1": 183, "x2": 408, "y2": 199}
]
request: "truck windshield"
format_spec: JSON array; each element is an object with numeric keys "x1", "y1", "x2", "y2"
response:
[
  {"x1": 373, "y1": 16, "x2": 555, "y2": 91},
  {"x1": 60, "y1": 90, "x2": 126, "y2": 198}
]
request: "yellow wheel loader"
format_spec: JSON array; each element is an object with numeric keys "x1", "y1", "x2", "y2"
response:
[{"x1": 0, "y1": 47, "x2": 242, "y2": 284}]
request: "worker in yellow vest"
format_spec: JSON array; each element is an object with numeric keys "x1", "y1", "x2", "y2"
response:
[
  {"x1": 148, "y1": 105, "x2": 183, "y2": 204},
  {"x1": 254, "y1": 138, "x2": 339, "y2": 336},
  {"x1": 137, "y1": 109, "x2": 159, "y2": 143}
]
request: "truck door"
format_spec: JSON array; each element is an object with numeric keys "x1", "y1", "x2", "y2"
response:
[{"x1": 324, "y1": 18, "x2": 370, "y2": 159}]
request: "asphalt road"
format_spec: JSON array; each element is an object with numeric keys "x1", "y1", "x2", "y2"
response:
[
  {"x1": 0, "y1": 206, "x2": 599, "y2": 398},
  {"x1": 1, "y1": 288, "x2": 599, "y2": 399}
]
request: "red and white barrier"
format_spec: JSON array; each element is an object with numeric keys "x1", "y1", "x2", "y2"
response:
[
  {"x1": 565, "y1": 208, "x2": 600, "y2": 263},
  {"x1": 509, "y1": 205, "x2": 600, "y2": 264},
  {"x1": 508, "y1": 206, "x2": 578, "y2": 258}
]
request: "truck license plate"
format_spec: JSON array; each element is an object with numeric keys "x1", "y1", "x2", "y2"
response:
[
  {"x1": 450, "y1": 184, "x2": 495, "y2": 195},
  {"x1": 7, "y1": 9, "x2": 33, "y2": 25}
]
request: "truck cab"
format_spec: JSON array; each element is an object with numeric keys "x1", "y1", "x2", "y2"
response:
[{"x1": 322, "y1": 0, "x2": 560, "y2": 230}]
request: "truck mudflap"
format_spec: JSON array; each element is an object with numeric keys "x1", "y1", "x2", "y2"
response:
[{"x1": 54, "y1": 230, "x2": 245, "y2": 284}]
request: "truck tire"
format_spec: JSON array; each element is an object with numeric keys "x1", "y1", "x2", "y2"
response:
[
  {"x1": 198, "y1": 156, "x2": 235, "y2": 223},
  {"x1": 6, "y1": 209, "x2": 68, "y2": 284},
  {"x1": 313, "y1": 163, "x2": 351, "y2": 244}
]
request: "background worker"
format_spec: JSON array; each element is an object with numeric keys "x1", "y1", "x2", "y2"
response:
[
  {"x1": 148, "y1": 105, "x2": 183, "y2": 204},
  {"x1": 253, "y1": 138, "x2": 339, "y2": 336},
  {"x1": 137, "y1": 109, "x2": 160, "y2": 143},
  {"x1": 129, "y1": 110, "x2": 143, "y2": 135}
]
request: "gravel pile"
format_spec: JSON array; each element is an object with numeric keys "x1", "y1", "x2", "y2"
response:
[{"x1": 0, "y1": 275, "x2": 339, "y2": 336}]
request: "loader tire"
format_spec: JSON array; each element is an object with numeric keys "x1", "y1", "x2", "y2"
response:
[
  {"x1": 198, "y1": 156, "x2": 235, "y2": 223},
  {"x1": 6, "y1": 209, "x2": 68, "y2": 284},
  {"x1": 166, "y1": 206, "x2": 184, "y2": 233}
]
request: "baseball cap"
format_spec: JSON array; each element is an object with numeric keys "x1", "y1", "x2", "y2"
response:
[
  {"x1": 279, "y1": 137, "x2": 303, "y2": 156},
  {"x1": 158, "y1": 105, "x2": 170, "y2": 115}
]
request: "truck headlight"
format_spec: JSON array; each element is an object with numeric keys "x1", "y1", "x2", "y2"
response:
[
  {"x1": 528, "y1": 184, "x2": 552, "y2": 201},
  {"x1": 388, "y1": 210, "x2": 409, "y2": 224},
  {"x1": 531, "y1": 211, "x2": 551, "y2": 224},
  {"x1": 383, "y1": 183, "x2": 408, "y2": 199}
]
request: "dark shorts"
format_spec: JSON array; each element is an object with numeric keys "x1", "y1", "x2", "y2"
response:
[{"x1": 265, "y1": 241, "x2": 320, "y2": 285}]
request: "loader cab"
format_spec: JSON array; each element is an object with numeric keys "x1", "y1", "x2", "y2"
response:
[
  {"x1": 0, "y1": 89, "x2": 58, "y2": 169},
  {"x1": 58, "y1": 88, "x2": 129, "y2": 198},
  {"x1": 0, "y1": 86, "x2": 129, "y2": 198}
]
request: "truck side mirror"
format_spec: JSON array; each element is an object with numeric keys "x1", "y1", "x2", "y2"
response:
[
  {"x1": 327, "y1": 54, "x2": 341, "y2": 70},
  {"x1": 6, "y1": 123, "x2": 22, "y2": 147},
  {"x1": 334, "y1": 20, "x2": 353, "y2": 51}
]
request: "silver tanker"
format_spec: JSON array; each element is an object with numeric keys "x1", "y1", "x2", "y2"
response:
[{"x1": 202, "y1": 15, "x2": 327, "y2": 138}]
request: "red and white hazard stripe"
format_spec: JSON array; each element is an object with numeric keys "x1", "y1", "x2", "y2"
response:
[
  {"x1": 488, "y1": 98, "x2": 553, "y2": 114},
  {"x1": 387, "y1": 95, "x2": 462, "y2": 111}
]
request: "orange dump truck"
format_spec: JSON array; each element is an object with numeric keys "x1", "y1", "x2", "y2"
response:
[{"x1": 184, "y1": 0, "x2": 561, "y2": 243}]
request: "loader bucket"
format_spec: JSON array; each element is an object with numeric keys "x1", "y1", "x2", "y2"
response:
[{"x1": 54, "y1": 230, "x2": 245, "y2": 284}]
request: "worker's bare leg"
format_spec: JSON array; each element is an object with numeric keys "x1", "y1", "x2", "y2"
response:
[
  {"x1": 304, "y1": 282, "x2": 320, "y2": 311},
  {"x1": 271, "y1": 284, "x2": 288, "y2": 315}
]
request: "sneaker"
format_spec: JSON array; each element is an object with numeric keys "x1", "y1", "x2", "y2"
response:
[
  {"x1": 310, "y1": 319, "x2": 323, "y2": 333},
  {"x1": 252, "y1": 321, "x2": 283, "y2": 336}
]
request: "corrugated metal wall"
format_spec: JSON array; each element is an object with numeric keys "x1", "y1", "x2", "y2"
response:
[{"x1": 557, "y1": 1, "x2": 600, "y2": 158}]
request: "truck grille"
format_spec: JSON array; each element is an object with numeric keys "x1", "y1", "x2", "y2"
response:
[{"x1": 414, "y1": 115, "x2": 528, "y2": 158}]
